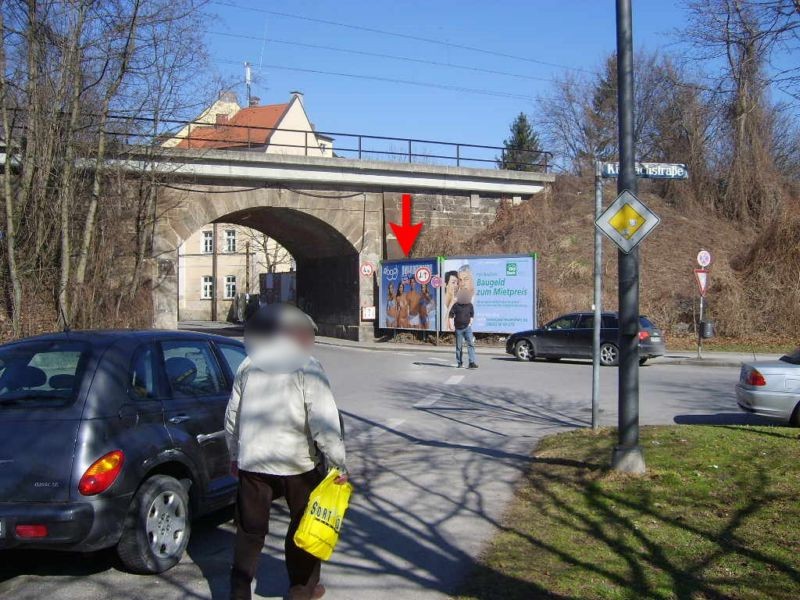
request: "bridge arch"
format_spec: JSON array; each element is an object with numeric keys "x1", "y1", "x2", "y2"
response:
[{"x1": 152, "y1": 184, "x2": 382, "y2": 340}]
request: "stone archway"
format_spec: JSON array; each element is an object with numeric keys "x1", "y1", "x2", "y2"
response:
[{"x1": 152, "y1": 184, "x2": 383, "y2": 340}]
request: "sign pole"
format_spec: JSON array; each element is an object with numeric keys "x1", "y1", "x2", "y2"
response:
[
  {"x1": 592, "y1": 161, "x2": 603, "y2": 431},
  {"x1": 612, "y1": 0, "x2": 645, "y2": 474},
  {"x1": 697, "y1": 295, "x2": 704, "y2": 359}
]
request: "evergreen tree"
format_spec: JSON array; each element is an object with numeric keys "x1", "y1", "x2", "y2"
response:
[{"x1": 498, "y1": 112, "x2": 543, "y2": 171}]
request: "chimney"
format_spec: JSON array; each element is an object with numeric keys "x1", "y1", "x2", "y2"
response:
[
  {"x1": 290, "y1": 90, "x2": 304, "y2": 104},
  {"x1": 218, "y1": 90, "x2": 238, "y2": 103},
  {"x1": 249, "y1": 96, "x2": 260, "y2": 107},
  {"x1": 215, "y1": 113, "x2": 229, "y2": 126}
]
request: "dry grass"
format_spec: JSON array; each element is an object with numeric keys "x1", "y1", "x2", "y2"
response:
[{"x1": 415, "y1": 176, "x2": 798, "y2": 342}]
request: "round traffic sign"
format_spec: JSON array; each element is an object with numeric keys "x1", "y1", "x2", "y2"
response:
[
  {"x1": 414, "y1": 266, "x2": 432, "y2": 285},
  {"x1": 430, "y1": 275, "x2": 442, "y2": 289},
  {"x1": 697, "y1": 250, "x2": 712, "y2": 268},
  {"x1": 360, "y1": 262, "x2": 375, "y2": 277}
]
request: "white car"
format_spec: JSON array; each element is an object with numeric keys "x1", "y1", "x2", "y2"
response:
[{"x1": 736, "y1": 348, "x2": 800, "y2": 425}]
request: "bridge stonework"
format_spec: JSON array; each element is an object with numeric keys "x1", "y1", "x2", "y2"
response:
[{"x1": 142, "y1": 149, "x2": 553, "y2": 341}]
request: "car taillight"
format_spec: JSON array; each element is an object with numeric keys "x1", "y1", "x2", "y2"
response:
[
  {"x1": 746, "y1": 369, "x2": 767, "y2": 386},
  {"x1": 638, "y1": 331, "x2": 650, "y2": 341},
  {"x1": 79, "y1": 450, "x2": 124, "y2": 496},
  {"x1": 15, "y1": 524, "x2": 48, "y2": 538}
]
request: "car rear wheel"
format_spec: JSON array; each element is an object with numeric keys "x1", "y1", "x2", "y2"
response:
[
  {"x1": 790, "y1": 402, "x2": 800, "y2": 427},
  {"x1": 599, "y1": 343, "x2": 619, "y2": 367},
  {"x1": 117, "y1": 475, "x2": 191, "y2": 574},
  {"x1": 514, "y1": 340, "x2": 535, "y2": 361}
]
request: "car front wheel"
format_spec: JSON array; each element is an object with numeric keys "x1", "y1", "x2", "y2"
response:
[
  {"x1": 599, "y1": 343, "x2": 619, "y2": 367},
  {"x1": 514, "y1": 340, "x2": 535, "y2": 361},
  {"x1": 117, "y1": 474, "x2": 191, "y2": 574}
]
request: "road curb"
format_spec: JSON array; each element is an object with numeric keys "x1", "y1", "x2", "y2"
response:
[{"x1": 316, "y1": 339, "x2": 751, "y2": 367}]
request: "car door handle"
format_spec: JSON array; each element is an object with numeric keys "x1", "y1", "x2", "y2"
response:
[{"x1": 169, "y1": 415, "x2": 191, "y2": 424}]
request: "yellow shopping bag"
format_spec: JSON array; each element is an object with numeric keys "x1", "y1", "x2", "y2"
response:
[{"x1": 294, "y1": 469, "x2": 353, "y2": 561}]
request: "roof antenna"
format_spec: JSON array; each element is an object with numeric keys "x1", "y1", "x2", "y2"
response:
[{"x1": 244, "y1": 62, "x2": 252, "y2": 106}]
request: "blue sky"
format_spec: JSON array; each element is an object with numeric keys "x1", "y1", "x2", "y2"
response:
[{"x1": 202, "y1": 1, "x2": 780, "y2": 152}]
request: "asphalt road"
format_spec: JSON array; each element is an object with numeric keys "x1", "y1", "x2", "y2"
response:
[{"x1": 0, "y1": 345, "x2": 779, "y2": 600}]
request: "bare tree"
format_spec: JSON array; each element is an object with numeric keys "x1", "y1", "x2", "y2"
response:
[
  {"x1": 682, "y1": 0, "x2": 799, "y2": 221},
  {"x1": 0, "y1": 0, "x2": 212, "y2": 337}
]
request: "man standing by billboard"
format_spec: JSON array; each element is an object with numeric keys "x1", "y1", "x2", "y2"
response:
[{"x1": 448, "y1": 288, "x2": 478, "y2": 369}]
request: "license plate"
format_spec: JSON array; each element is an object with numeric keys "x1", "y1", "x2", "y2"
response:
[{"x1": 651, "y1": 336, "x2": 661, "y2": 342}]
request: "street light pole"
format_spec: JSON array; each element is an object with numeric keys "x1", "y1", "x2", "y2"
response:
[
  {"x1": 592, "y1": 160, "x2": 603, "y2": 431},
  {"x1": 612, "y1": 0, "x2": 645, "y2": 473}
]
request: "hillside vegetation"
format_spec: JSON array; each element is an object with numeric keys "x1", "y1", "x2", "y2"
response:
[{"x1": 416, "y1": 176, "x2": 799, "y2": 347}]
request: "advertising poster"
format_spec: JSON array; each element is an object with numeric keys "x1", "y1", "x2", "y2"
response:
[
  {"x1": 379, "y1": 258, "x2": 439, "y2": 331},
  {"x1": 440, "y1": 255, "x2": 536, "y2": 333}
]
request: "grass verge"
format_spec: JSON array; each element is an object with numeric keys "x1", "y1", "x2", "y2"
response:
[{"x1": 456, "y1": 425, "x2": 800, "y2": 600}]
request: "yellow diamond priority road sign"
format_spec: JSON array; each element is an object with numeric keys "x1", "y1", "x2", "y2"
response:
[{"x1": 596, "y1": 190, "x2": 660, "y2": 254}]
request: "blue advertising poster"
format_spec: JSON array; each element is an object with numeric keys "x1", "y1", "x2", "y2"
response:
[
  {"x1": 440, "y1": 255, "x2": 537, "y2": 333},
  {"x1": 379, "y1": 258, "x2": 439, "y2": 331}
]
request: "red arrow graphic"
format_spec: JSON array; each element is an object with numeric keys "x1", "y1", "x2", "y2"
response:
[{"x1": 389, "y1": 193, "x2": 423, "y2": 257}]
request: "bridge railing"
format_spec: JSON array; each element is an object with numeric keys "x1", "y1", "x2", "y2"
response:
[{"x1": 114, "y1": 113, "x2": 553, "y2": 173}]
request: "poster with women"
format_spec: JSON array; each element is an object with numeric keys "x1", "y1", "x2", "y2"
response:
[
  {"x1": 440, "y1": 255, "x2": 537, "y2": 333},
  {"x1": 379, "y1": 258, "x2": 439, "y2": 331}
]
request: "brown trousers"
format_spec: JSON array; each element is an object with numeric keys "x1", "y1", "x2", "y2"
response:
[{"x1": 229, "y1": 468, "x2": 324, "y2": 600}]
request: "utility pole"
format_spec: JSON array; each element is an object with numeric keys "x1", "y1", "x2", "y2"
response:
[
  {"x1": 592, "y1": 161, "x2": 603, "y2": 430},
  {"x1": 211, "y1": 222, "x2": 218, "y2": 322},
  {"x1": 611, "y1": 0, "x2": 645, "y2": 473},
  {"x1": 245, "y1": 62, "x2": 252, "y2": 105},
  {"x1": 245, "y1": 241, "x2": 251, "y2": 293}
]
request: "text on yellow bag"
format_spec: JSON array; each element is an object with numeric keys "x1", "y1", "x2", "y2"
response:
[{"x1": 293, "y1": 469, "x2": 353, "y2": 561}]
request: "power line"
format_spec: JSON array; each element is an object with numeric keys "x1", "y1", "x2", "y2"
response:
[
  {"x1": 210, "y1": 31, "x2": 558, "y2": 83},
  {"x1": 215, "y1": 59, "x2": 533, "y2": 101},
  {"x1": 209, "y1": 0, "x2": 595, "y2": 75}
]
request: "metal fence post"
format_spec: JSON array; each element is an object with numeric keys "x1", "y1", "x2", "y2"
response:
[
  {"x1": 408, "y1": 140, "x2": 412, "y2": 163},
  {"x1": 305, "y1": 131, "x2": 308, "y2": 156},
  {"x1": 358, "y1": 136, "x2": 362, "y2": 160},
  {"x1": 456, "y1": 145, "x2": 461, "y2": 167}
]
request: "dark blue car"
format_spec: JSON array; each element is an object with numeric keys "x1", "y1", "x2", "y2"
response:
[
  {"x1": 0, "y1": 330, "x2": 246, "y2": 573},
  {"x1": 506, "y1": 312, "x2": 666, "y2": 366}
]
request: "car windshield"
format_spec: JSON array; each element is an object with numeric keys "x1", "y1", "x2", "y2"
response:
[
  {"x1": 0, "y1": 340, "x2": 90, "y2": 408},
  {"x1": 779, "y1": 348, "x2": 800, "y2": 365}
]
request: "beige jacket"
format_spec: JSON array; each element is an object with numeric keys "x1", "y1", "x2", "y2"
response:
[{"x1": 224, "y1": 337, "x2": 346, "y2": 476}]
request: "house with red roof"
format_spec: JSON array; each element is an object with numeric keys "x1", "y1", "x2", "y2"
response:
[{"x1": 167, "y1": 91, "x2": 333, "y2": 157}]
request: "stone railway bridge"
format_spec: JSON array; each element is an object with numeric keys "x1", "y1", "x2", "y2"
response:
[{"x1": 122, "y1": 148, "x2": 554, "y2": 340}]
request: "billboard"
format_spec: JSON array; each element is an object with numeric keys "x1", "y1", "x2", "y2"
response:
[
  {"x1": 440, "y1": 255, "x2": 536, "y2": 333},
  {"x1": 379, "y1": 258, "x2": 439, "y2": 331}
]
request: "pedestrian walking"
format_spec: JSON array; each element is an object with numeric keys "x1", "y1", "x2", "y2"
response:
[
  {"x1": 448, "y1": 288, "x2": 478, "y2": 369},
  {"x1": 225, "y1": 304, "x2": 348, "y2": 600}
]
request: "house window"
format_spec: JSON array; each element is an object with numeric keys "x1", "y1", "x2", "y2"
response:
[
  {"x1": 202, "y1": 231, "x2": 213, "y2": 254},
  {"x1": 225, "y1": 229, "x2": 237, "y2": 253},
  {"x1": 224, "y1": 275, "x2": 237, "y2": 299},
  {"x1": 201, "y1": 276, "x2": 214, "y2": 299}
]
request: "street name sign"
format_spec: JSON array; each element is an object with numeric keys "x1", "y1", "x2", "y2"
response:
[
  {"x1": 694, "y1": 268, "x2": 709, "y2": 297},
  {"x1": 602, "y1": 162, "x2": 689, "y2": 180},
  {"x1": 596, "y1": 190, "x2": 661, "y2": 254}
]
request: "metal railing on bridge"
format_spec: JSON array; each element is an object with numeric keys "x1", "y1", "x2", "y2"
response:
[{"x1": 115, "y1": 113, "x2": 553, "y2": 173}]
